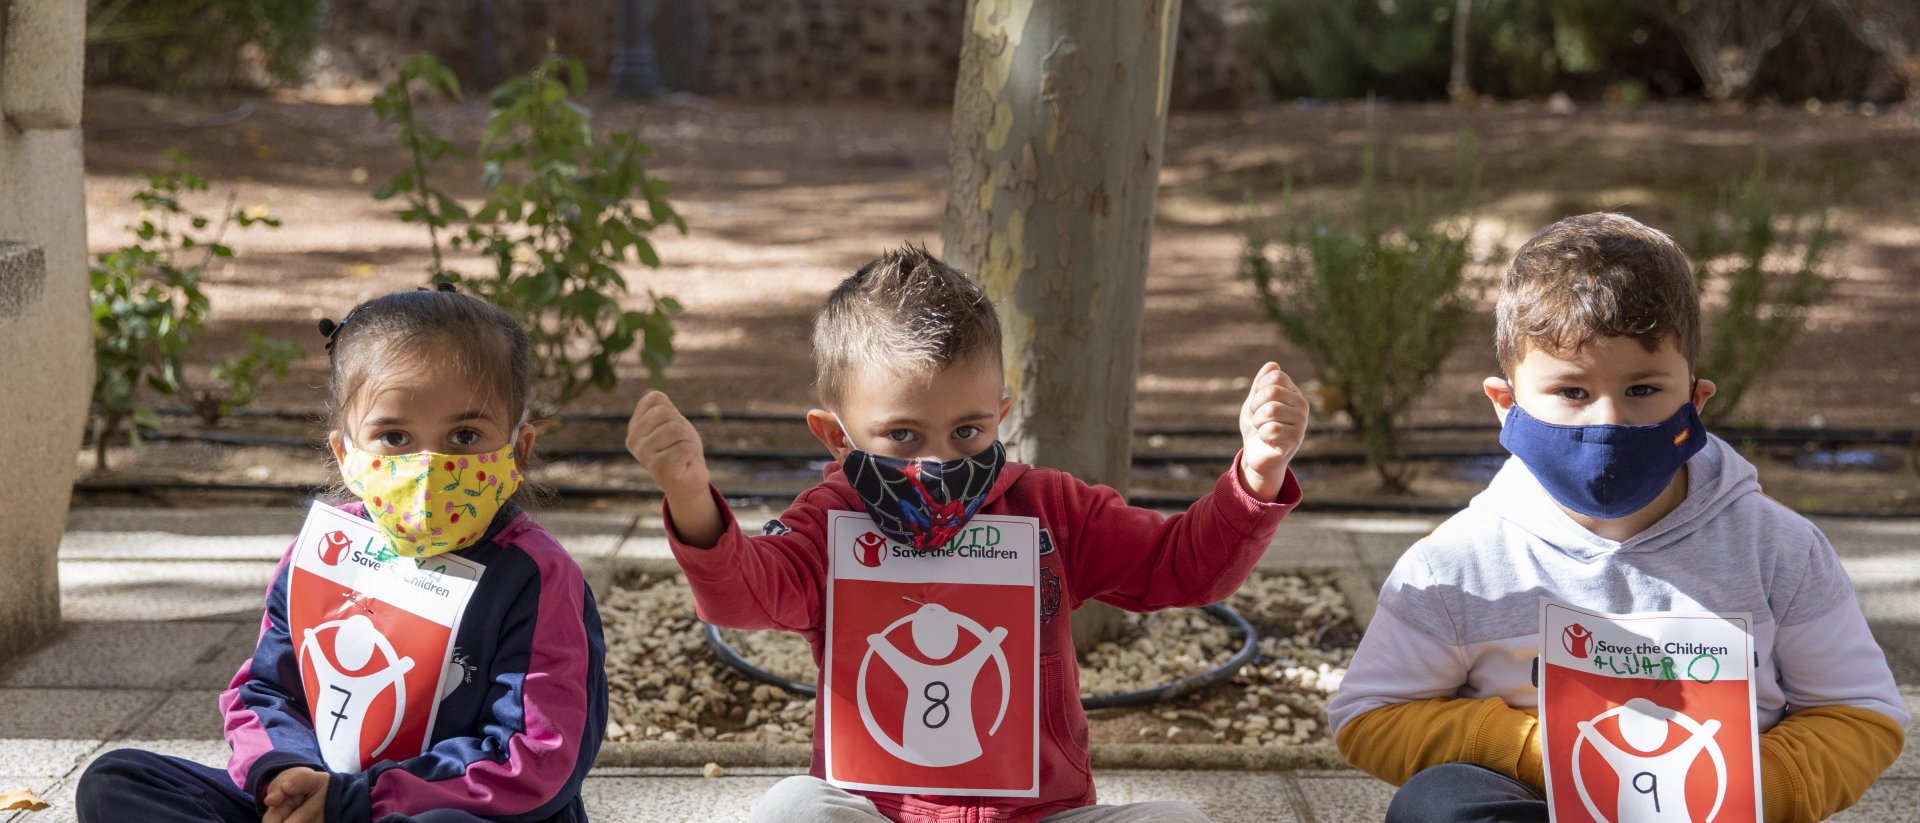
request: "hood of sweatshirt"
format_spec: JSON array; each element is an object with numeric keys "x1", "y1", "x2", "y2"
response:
[{"x1": 1470, "y1": 432, "x2": 1761, "y2": 562}]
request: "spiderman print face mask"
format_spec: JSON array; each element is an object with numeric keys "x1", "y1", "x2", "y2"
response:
[{"x1": 839, "y1": 433, "x2": 1007, "y2": 552}]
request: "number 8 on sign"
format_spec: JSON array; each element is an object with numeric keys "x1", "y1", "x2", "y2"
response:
[{"x1": 857, "y1": 602, "x2": 1011, "y2": 768}]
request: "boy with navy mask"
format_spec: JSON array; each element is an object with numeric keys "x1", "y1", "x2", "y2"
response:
[
  {"x1": 1326, "y1": 213, "x2": 1907, "y2": 822},
  {"x1": 625, "y1": 246, "x2": 1307, "y2": 821}
]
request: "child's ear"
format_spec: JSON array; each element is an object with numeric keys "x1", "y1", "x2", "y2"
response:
[
  {"x1": 515, "y1": 423, "x2": 537, "y2": 462},
  {"x1": 806, "y1": 409, "x2": 852, "y2": 462},
  {"x1": 1691, "y1": 378, "x2": 1717, "y2": 412},
  {"x1": 997, "y1": 394, "x2": 1013, "y2": 423},
  {"x1": 1483, "y1": 376, "x2": 1516, "y2": 426},
  {"x1": 328, "y1": 430, "x2": 347, "y2": 463}
]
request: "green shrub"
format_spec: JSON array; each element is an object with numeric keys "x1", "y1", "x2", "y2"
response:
[
  {"x1": 373, "y1": 54, "x2": 688, "y2": 409},
  {"x1": 1251, "y1": 0, "x2": 1664, "y2": 100},
  {"x1": 1684, "y1": 158, "x2": 1838, "y2": 426},
  {"x1": 90, "y1": 151, "x2": 300, "y2": 468},
  {"x1": 1253, "y1": 0, "x2": 1453, "y2": 99},
  {"x1": 86, "y1": 0, "x2": 326, "y2": 89},
  {"x1": 1241, "y1": 134, "x2": 1484, "y2": 492}
]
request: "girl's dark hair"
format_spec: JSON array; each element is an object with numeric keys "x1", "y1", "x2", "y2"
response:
[{"x1": 322, "y1": 287, "x2": 534, "y2": 444}]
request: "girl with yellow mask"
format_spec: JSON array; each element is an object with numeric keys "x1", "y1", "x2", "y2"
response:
[{"x1": 77, "y1": 285, "x2": 609, "y2": 823}]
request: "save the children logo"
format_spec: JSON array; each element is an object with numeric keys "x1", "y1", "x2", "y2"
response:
[
  {"x1": 1570, "y1": 698, "x2": 1729, "y2": 823},
  {"x1": 1564, "y1": 623, "x2": 1595, "y2": 658},
  {"x1": 824, "y1": 509, "x2": 1039, "y2": 797},
  {"x1": 854, "y1": 531, "x2": 889, "y2": 568},
  {"x1": 856, "y1": 600, "x2": 1012, "y2": 768},
  {"x1": 297, "y1": 614, "x2": 416, "y2": 773},
  {"x1": 1540, "y1": 600, "x2": 1760, "y2": 823},
  {"x1": 318, "y1": 530, "x2": 354, "y2": 566}
]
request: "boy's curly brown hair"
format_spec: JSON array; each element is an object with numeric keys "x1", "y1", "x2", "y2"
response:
[{"x1": 1496, "y1": 212, "x2": 1700, "y2": 375}]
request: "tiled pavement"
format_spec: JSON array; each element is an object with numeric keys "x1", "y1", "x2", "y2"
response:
[{"x1": 3, "y1": 507, "x2": 1916, "y2": 821}]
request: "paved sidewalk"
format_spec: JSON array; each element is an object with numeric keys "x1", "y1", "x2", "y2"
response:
[{"x1": 3, "y1": 507, "x2": 1917, "y2": 821}]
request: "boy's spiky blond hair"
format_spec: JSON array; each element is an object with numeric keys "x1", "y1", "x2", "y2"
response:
[{"x1": 813, "y1": 245, "x2": 1002, "y2": 406}]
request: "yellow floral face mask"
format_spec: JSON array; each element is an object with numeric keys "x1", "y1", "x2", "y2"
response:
[{"x1": 339, "y1": 437, "x2": 523, "y2": 558}]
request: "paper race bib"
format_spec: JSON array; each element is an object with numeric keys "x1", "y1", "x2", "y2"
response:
[
  {"x1": 1539, "y1": 599, "x2": 1762, "y2": 823},
  {"x1": 287, "y1": 501, "x2": 485, "y2": 772},
  {"x1": 823, "y1": 510, "x2": 1040, "y2": 797}
]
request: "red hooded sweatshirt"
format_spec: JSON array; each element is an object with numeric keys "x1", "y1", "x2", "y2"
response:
[{"x1": 665, "y1": 457, "x2": 1301, "y2": 822}]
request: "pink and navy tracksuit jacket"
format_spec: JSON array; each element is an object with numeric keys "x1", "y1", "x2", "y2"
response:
[
  {"x1": 665, "y1": 458, "x2": 1301, "y2": 822},
  {"x1": 221, "y1": 503, "x2": 608, "y2": 822}
]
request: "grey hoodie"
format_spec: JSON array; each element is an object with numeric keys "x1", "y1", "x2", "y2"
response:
[{"x1": 1328, "y1": 433, "x2": 1908, "y2": 735}]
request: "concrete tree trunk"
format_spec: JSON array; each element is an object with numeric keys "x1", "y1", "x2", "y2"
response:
[
  {"x1": 940, "y1": 0, "x2": 1180, "y2": 651},
  {"x1": 0, "y1": 0, "x2": 91, "y2": 663}
]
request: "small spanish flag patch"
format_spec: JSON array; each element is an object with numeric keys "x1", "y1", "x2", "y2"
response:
[{"x1": 1673, "y1": 429, "x2": 1691, "y2": 447}]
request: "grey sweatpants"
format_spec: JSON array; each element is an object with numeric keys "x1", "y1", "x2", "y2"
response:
[{"x1": 747, "y1": 775, "x2": 1212, "y2": 822}]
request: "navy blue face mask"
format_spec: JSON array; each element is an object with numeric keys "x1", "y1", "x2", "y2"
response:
[{"x1": 1498, "y1": 392, "x2": 1707, "y2": 520}]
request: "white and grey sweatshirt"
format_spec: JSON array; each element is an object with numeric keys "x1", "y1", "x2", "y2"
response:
[{"x1": 1327, "y1": 433, "x2": 1909, "y2": 736}]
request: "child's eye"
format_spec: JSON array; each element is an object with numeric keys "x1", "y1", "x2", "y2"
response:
[
  {"x1": 1553, "y1": 388, "x2": 1589, "y2": 402},
  {"x1": 952, "y1": 425, "x2": 982, "y2": 441},
  {"x1": 884, "y1": 429, "x2": 917, "y2": 444},
  {"x1": 376, "y1": 431, "x2": 411, "y2": 448},
  {"x1": 449, "y1": 428, "x2": 483, "y2": 447},
  {"x1": 1625, "y1": 384, "x2": 1660, "y2": 397}
]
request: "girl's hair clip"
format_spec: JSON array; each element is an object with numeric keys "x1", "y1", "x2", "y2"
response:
[
  {"x1": 318, "y1": 308, "x2": 358, "y2": 353},
  {"x1": 318, "y1": 283, "x2": 454, "y2": 353}
]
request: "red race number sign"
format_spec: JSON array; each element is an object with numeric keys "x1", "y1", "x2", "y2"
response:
[
  {"x1": 1540, "y1": 599, "x2": 1761, "y2": 823},
  {"x1": 287, "y1": 501, "x2": 484, "y2": 772},
  {"x1": 823, "y1": 510, "x2": 1040, "y2": 797}
]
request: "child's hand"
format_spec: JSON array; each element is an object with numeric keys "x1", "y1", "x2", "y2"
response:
[
  {"x1": 627, "y1": 390, "x2": 711, "y2": 499},
  {"x1": 1238, "y1": 362, "x2": 1308, "y2": 501},
  {"x1": 627, "y1": 390, "x2": 725, "y2": 547},
  {"x1": 260, "y1": 766, "x2": 328, "y2": 823}
]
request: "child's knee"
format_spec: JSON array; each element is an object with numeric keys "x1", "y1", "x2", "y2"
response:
[
  {"x1": 1131, "y1": 800, "x2": 1210, "y2": 821},
  {"x1": 1387, "y1": 763, "x2": 1546, "y2": 823},
  {"x1": 78, "y1": 749, "x2": 145, "y2": 791},
  {"x1": 76, "y1": 749, "x2": 152, "y2": 814},
  {"x1": 749, "y1": 775, "x2": 882, "y2": 822}
]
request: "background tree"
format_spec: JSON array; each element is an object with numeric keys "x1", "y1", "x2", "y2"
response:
[
  {"x1": 1643, "y1": 0, "x2": 1813, "y2": 100},
  {"x1": 1824, "y1": 0, "x2": 1919, "y2": 96},
  {"x1": 942, "y1": 0, "x2": 1182, "y2": 650}
]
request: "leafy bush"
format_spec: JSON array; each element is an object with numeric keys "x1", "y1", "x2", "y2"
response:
[
  {"x1": 1684, "y1": 158, "x2": 1838, "y2": 425},
  {"x1": 1253, "y1": 0, "x2": 1453, "y2": 100},
  {"x1": 1252, "y1": 0, "x2": 1678, "y2": 101},
  {"x1": 1241, "y1": 134, "x2": 1484, "y2": 492},
  {"x1": 373, "y1": 54, "x2": 688, "y2": 409},
  {"x1": 90, "y1": 151, "x2": 300, "y2": 468},
  {"x1": 86, "y1": 0, "x2": 326, "y2": 89}
]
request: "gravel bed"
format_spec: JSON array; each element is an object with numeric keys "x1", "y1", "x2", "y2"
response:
[{"x1": 601, "y1": 570, "x2": 1357, "y2": 748}]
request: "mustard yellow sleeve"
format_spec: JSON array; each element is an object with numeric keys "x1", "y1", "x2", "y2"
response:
[
  {"x1": 1759, "y1": 705, "x2": 1905, "y2": 823},
  {"x1": 1336, "y1": 696, "x2": 1546, "y2": 790}
]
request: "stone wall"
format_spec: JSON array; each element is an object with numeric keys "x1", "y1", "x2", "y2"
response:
[
  {"x1": 0, "y1": 0, "x2": 91, "y2": 662},
  {"x1": 318, "y1": 0, "x2": 1252, "y2": 108}
]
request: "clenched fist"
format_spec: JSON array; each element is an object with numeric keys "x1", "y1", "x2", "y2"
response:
[
  {"x1": 1238, "y1": 362, "x2": 1308, "y2": 501},
  {"x1": 626, "y1": 391, "x2": 711, "y2": 502}
]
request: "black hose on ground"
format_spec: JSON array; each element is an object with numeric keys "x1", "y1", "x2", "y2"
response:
[{"x1": 699, "y1": 602, "x2": 1260, "y2": 710}]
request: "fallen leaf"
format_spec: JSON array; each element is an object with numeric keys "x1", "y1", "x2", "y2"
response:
[{"x1": 0, "y1": 789, "x2": 49, "y2": 811}]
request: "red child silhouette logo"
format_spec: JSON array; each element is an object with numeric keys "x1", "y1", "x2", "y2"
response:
[
  {"x1": 319, "y1": 530, "x2": 353, "y2": 566},
  {"x1": 1564, "y1": 623, "x2": 1594, "y2": 658},
  {"x1": 298, "y1": 614, "x2": 416, "y2": 772},
  {"x1": 854, "y1": 531, "x2": 888, "y2": 568}
]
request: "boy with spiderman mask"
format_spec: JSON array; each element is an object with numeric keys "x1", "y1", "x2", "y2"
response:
[{"x1": 627, "y1": 246, "x2": 1308, "y2": 821}]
